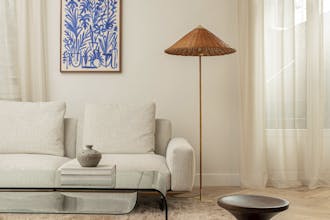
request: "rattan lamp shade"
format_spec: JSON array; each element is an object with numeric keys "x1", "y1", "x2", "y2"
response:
[{"x1": 164, "y1": 25, "x2": 235, "y2": 56}]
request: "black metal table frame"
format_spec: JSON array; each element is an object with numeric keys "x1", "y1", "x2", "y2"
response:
[{"x1": 0, "y1": 187, "x2": 168, "y2": 220}]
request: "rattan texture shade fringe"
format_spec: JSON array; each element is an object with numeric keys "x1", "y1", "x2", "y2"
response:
[{"x1": 165, "y1": 26, "x2": 235, "y2": 56}]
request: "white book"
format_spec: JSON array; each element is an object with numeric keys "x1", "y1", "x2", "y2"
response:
[
  {"x1": 60, "y1": 174, "x2": 116, "y2": 186},
  {"x1": 61, "y1": 168, "x2": 115, "y2": 175}
]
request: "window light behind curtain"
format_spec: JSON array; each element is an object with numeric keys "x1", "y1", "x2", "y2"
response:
[
  {"x1": 265, "y1": 0, "x2": 330, "y2": 129},
  {"x1": 239, "y1": 0, "x2": 330, "y2": 188},
  {"x1": 265, "y1": 0, "x2": 330, "y2": 187}
]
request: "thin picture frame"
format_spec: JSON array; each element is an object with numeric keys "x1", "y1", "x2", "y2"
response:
[{"x1": 60, "y1": 0, "x2": 121, "y2": 73}]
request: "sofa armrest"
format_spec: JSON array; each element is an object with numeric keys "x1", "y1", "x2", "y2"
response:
[{"x1": 166, "y1": 137, "x2": 195, "y2": 191}]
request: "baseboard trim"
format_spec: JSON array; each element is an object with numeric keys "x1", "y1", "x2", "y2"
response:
[{"x1": 194, "y1": 173, "x2": 240, "y2": 186}]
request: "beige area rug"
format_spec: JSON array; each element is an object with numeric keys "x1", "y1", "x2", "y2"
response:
[{"x1": 0, "y1": 187, "x2": 329, "y2": 220}]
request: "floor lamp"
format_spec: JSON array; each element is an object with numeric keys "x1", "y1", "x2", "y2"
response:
[{"x1": 165, "y1": 25, "x2": 236, "y2": 200}]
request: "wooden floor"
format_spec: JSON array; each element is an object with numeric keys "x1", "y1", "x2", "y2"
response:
[
  {"x1": 0, "y1": 187, "x2": 329, "y2": 219},
  {"x1": 196, "y1": 186, "x2": 330, "y2": 220}
]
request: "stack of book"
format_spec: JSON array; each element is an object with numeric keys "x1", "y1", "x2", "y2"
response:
[{"x1": 59, "y1": 159, "x2": 116, "y2": 187}]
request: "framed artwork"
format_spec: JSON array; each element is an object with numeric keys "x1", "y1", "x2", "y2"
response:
[{"x1": 60, "y1": 0, "x2": 121, "y2": 72}]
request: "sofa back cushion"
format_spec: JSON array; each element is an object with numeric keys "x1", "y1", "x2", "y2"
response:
[
  {"x1": 83, "y1": 103, "x2": 155, "y2": 154},
  {"x1": 0, "y1": 101, "x2": 66, "y2": 156},
  {"x1": 64, "y1": 118, "x2": 78, "y2": 158},
  {"x1": 155, "y1": 119, "x2": 172, "y2": 156}
]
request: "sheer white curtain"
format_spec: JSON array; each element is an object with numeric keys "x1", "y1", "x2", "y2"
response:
[
  {"x1": 0, "y1": 0, "x2": 48, "y2": 101},
  {"x1": 239, "y1": 0, "x2": 330, "y2": 188},
  {"x1": 0, "y1": 0, "x2": 20, "y2": 100}
]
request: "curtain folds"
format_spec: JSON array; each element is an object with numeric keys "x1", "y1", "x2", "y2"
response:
[
  {"x1": 238, "y1": 0, "x2": 268, "y2": 188},
  {"x1": 0, "y1": 0, "x2": 20, "y2": 100},
  {"x1": 239, "y1": 0, "x2": 330, "y2": 188},
  {"x1": 0, "y1": 0, "x2": 47, "y2": 101}
]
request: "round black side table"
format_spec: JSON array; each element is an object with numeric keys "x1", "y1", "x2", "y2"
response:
[{"x1": 217, "y1": 194, "x2": 289, "y2": 220}]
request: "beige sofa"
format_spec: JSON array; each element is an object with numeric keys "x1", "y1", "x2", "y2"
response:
[{"x1": 0, "y1": 101, "x2": 195, "y2": 192}]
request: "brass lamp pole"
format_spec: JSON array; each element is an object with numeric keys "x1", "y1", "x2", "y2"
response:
[{"x1": 165, "y1": 25, "x2": 236, "y2": 200}]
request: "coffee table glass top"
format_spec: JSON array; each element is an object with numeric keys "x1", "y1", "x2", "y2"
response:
[
  {"x1": 0, "y1": 191, "x2": 138, "y2": 214},
  {"x1": 0, "y1": 170, "x2": 168, "y2": 215}
]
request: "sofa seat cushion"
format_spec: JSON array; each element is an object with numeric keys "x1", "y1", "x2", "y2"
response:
[
  {"x1": 100, "y1": 154, "x2": 171, "y2": 190},
  {"x1": 0, "y1": 154, "x2": 70, "y2": 187}
]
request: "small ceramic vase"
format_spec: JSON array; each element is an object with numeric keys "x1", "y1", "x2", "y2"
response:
[{"x1": 77, "y1": 145, "x2": 102, "y2": 167}]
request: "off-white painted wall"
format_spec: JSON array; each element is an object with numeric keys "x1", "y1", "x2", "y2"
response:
[{"x1": 46, "y1": 0, "x2": 240, "y2": 186}]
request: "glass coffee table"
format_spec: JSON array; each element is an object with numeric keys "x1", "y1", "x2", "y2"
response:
[{"x1": 0, "y1": 170, "x2": 169, "y2": 219}]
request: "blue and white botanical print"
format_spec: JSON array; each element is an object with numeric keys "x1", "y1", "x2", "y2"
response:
[{"x1": 61, "y1": 0, "x2": 120, "y2": 72}]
